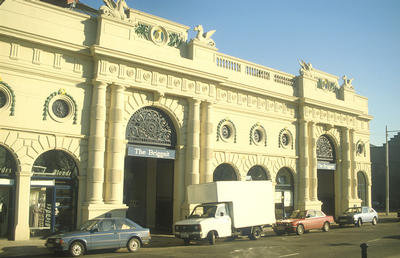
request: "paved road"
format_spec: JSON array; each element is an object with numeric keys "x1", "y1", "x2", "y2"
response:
[{"x1": 3, "y1": 221, "x2": 400, "y2": 258}]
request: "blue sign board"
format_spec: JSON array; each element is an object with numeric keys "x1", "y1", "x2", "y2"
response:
[
  {"x1": 127, "y1": 145, "x2": 176, "y2": 160},
  {"x1": 317, "y1": 161, "x2": 336, "y2": 170}
]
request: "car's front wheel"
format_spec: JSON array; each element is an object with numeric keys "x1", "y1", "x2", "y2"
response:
[
  {"x1": 207, "y1": 231, "x2": 216, "y2": 245},
  {"x1": 69, "y1": 241, "x2": 84, "y2": 257},
  {"x1": 127, "y1": 238, "x2": 141, "y2": 252},
  {"x1": 356, "y1": 218, "x2": 362, "y2": 227},
  {"x1": 372, "y1": 217, "x2": 377, "y2": 225},
  {"x1": 296, "y1": 224, "x2": 304, "y2": 235}
]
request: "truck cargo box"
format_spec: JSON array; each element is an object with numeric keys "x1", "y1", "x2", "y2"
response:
[{"x1": 187, "y1": 181, "x2": 275, "y2": 229}]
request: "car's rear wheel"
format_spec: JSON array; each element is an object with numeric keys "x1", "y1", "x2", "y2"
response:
[
  {"x1": 296, "y1": 224, "x2": 304, "y2": 235},
  {"x1": 356, "y1": 218, "x2": 362, "y2": 227},
  {"x1": 372, "y1": 217, "x2": 377, "y2": 225},
  {"x1": 69, "y1": 241, "x2": 84, "y2": 257},
  {"x1": 322, "y1": 222, "x2": 330, "y2": 232},
  {"x1": 127, "y1": 238, "x2": 141, "y2": 252}
]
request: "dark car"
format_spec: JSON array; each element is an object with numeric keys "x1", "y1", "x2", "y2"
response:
[
  {"x1": 273, "y1": 209, "x2": 334, "y2": 235},
  {"x1": 336, "y1": 206, "x2": 378, "y2": 227},
  {"x1": 45, "y1": 217, "x2": 150, "y2": 257}
]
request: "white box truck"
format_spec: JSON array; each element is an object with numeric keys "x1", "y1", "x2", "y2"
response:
[{"x1": 174, "y1": 181, "x2": 275, "y2": 245}]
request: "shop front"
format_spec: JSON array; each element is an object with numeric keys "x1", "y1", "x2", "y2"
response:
[
  {"x1": 0, "y1": 145, "x2": 16, "y2": 239},
  {"x1": 30, "y1": 150, "x2": 78, "y2": 237}
]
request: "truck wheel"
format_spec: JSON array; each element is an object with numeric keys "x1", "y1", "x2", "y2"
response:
[
  {"x1": 207, "y1": 231, "x2": 216, "y2": 245},
  {"x1": 69, "y1": 241, "x2": 84, "y2": 257},
  {"x1": 372, "y1": 217, "x2": 377, "y2": 225},
  {"x1": 296, "y1": 224, "x2": 304, "y2": 235},
  {"x1": 249, "y1": 227, "x2": 262, "y2": 240},
  {"x1": 183, "y1": 238, "x2": 190, "y2": 245},
  {"x1": 356, "y1": 218, "x2": 362, "y2": 227},
  {"x1": 322, "y1": 222, "x2": 330, "y2": 232}
]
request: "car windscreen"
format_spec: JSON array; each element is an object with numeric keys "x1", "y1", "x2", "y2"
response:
[
  {"x1": 289, "y1": 210, "x2": 307, "y2": 219},
  {"x1": 344, "y1": 208, "x2": 361, "y2": 214},
  {"x1": 79, "y1": 220, "x2": 99, "y2": 231}
]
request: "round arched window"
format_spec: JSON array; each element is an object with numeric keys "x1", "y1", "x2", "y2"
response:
[
  {"x1": 247, "y1": 165, "x2": 269, "y2": 180},
  {"x1": 213, "y1": 163, "x2": 237, "y2": 181}
]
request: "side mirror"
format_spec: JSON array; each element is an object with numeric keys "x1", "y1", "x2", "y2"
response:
[{"x1": 220, "y1": 212, "x2": 225, "y2": 216}]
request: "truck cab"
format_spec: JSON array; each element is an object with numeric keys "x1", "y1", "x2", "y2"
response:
[{"x1": 174, "y1": 203, "x2": 232, "y2": 244}]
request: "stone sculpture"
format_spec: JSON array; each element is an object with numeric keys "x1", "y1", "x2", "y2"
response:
[
  {"x1": 101, "y1": 0, "x2": 129, "y2": 20},
  {"x1": 194, "y1": 25, "x2": 216, "y2": 47}
]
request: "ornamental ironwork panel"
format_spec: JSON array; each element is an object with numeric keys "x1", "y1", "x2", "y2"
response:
[
  {"x1": 316, "y1": 135, "x2": 335, "y2": 162},
  {"x1": 126, "y1": 107, "x2": 176, "y2": 147}
]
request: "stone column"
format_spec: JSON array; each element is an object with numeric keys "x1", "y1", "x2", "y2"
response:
[
  {"x1": 105, "y1": 84, "x2": 125, "y2": 204},
  {"x1": 310, "y1": 122, "x2": 318, "y2": 201},
  {"x1": 201, "y1": 101, "x2": 214, "y2": 183},
  {"x1": 341, "y1": 127, "x2": 351, "y2": 204},
  {"x1": 185, "y1": 99, "x2": 200, "y2": 186},
  {"x1": 298, "y1": 119, "x2": 310, "y2": 205},
  {"x1": 86, "y1": 81, "x2": 107, "y2": 204},
  {"x1": 349, "y1": 129, "x2": 357, "y2": 200},
  {"x1": 173, "y1": 145, "x2": 186, "y2": 221},
  {"x1": 13, "y1": 168, "x2": 31, "y2": 240}
]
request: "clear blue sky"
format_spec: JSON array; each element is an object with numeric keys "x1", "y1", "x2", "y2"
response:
[{"x1": 80, "y1": 0, "x2": 400, "y2": 146}]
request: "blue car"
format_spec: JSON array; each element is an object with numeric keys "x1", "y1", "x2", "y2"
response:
[{"x1": 45, "y1": 217, "x2": 151, "y2": 256}]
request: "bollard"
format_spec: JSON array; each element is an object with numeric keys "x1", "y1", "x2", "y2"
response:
[{"x1": 360, "y1": 243, "x2": 368, "y2": 258}]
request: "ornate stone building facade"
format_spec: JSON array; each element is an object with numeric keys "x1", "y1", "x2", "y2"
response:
[{"x1": 0, "y1": 0, "x2": 372, "y2": 240}]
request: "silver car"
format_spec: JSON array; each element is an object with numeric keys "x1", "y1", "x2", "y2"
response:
[
  {"x1": 45, "y1": 217, "x2": 151, "y2": 256},
  {"x1": 336, "y1": 206, "x2": 378, "y2": 227}
]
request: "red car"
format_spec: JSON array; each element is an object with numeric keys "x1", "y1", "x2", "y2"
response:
[{"x1": 273, "y1": 209, "x2": 334, "y2": 235}]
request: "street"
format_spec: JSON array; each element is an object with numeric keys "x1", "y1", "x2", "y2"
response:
[{"x1": 33, "y1": 221, "x2": 400, "y2": 258}]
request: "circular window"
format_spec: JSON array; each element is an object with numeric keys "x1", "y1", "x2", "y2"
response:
[
  {"x1": 221, "y1": 125, "x2": 231, "y2": 139},
  {"x1": 52, "y1": 99, "x2": 70, "y2": 118},
  {"x1": 218, "y1": 119, "x2": 236, "y2": 143},
  {"x1": 279, "y1": 129, "x2": 293, "y2": 149},
  {"x1": 0, "y1": 90, "x2": 7, "y2": 109},
  {"x1": 48, "y1": 95, "x2": 75, "y2": 123},
  {"x1": 253, "y1": 129, "x2": 262, "y2": 143},
  {"x1": 356, "y1": 141, "x2": 365, "y2": 156}
]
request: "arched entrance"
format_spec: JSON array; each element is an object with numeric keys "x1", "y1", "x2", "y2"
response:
[
  {"x1": 30, "y1": 150, "x2": 78, "y2": 236},
  {"x1": 316, "y1": 135, "x2": 336, "y2": 216},
  {"x1": 275, "y1": 168, "x2": 294, "y2": 219},
  {"x1": 213, "y1": 163, "x2": 237, "y2": 181},
  {"x1": 0, "y1": 145, "x2": 17, "y2": 239},
  {"x1": 124, "y1": 107, "x2": 176, "y2": 232},
  {"x1": 247, "y1": 165, "x2": 270, "y2": 181},
  {"x1": 357, "y1": 172, "x2": 367, "y2": 206}
]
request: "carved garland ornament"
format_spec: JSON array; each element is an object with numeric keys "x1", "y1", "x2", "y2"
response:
[
  {"x1": 43, "y1": 89, "x2": 77, "y2": 124},
  {"x1": 126, "y1": 107, "x2": 176, "y2": 147},
  {"x1": 0, "y1": 80, "x2": 15, "y2": 116}
]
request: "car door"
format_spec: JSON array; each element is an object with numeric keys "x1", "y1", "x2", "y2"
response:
[
  {"x1": 115, "y1": 218, "x2": 136, "y2": 248},
  {"x1": 362, "y1": 207, "x2": 372, "y2": 222},
  {"x1": 304, "y1": 210, "x2": 316, "y2": 230},
  {"x1": 89, "y1": 219, "x2": 119, "y2": 250}
]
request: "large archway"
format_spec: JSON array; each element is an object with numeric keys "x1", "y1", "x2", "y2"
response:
[
  {"x1": 124, "y1": 106, "x2": 177, "y2": 232},
  {"x1": 357, "y1": 172, "x2": 367, "y2": 206},
  {"x1": 0, "y1": 145, "x2": 17, "y2": 239},
  {"x1": 30, "y1": 150, "x2": 78, "y2": 236},
  {"x1": 213, "y1": 163, "x2": 237, "y2": 181},
  {"x1": 275, "y1": 167, "x2": 294, "y2": 219},
  {"x1": 316, "y1": 135, "x2": 336, "y2": 216}
]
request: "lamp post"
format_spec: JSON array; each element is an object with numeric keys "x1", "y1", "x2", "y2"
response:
[{"x1": 385, "y1": 126, "x2": 400, "y2": 215}]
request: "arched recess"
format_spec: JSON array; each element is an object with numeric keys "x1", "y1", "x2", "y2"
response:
[
  {"x1": 30, "y1": 150, "x2": 79, "y2": 236},
  {"x1": 357, "y1": 171, "x2": 367, "y2": 206},
  {"x1": 247, "y1": 165, "x2": 270, "y2": 181},
  {"x1": 124, "y1": 106, "x2": 177, "y2": 232},
  {"x1": 213, "y1": 163, "x2": 238, "y2": 181},
  {"x1": 0, "y1": 144, "x2": 18, "y2": 239},
  {"x1": 316, "y1": 134, "x2": 337, "y2": 216},
  {"x1": 275, "y1": 167, "x2": 294, "y2": 219}
]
